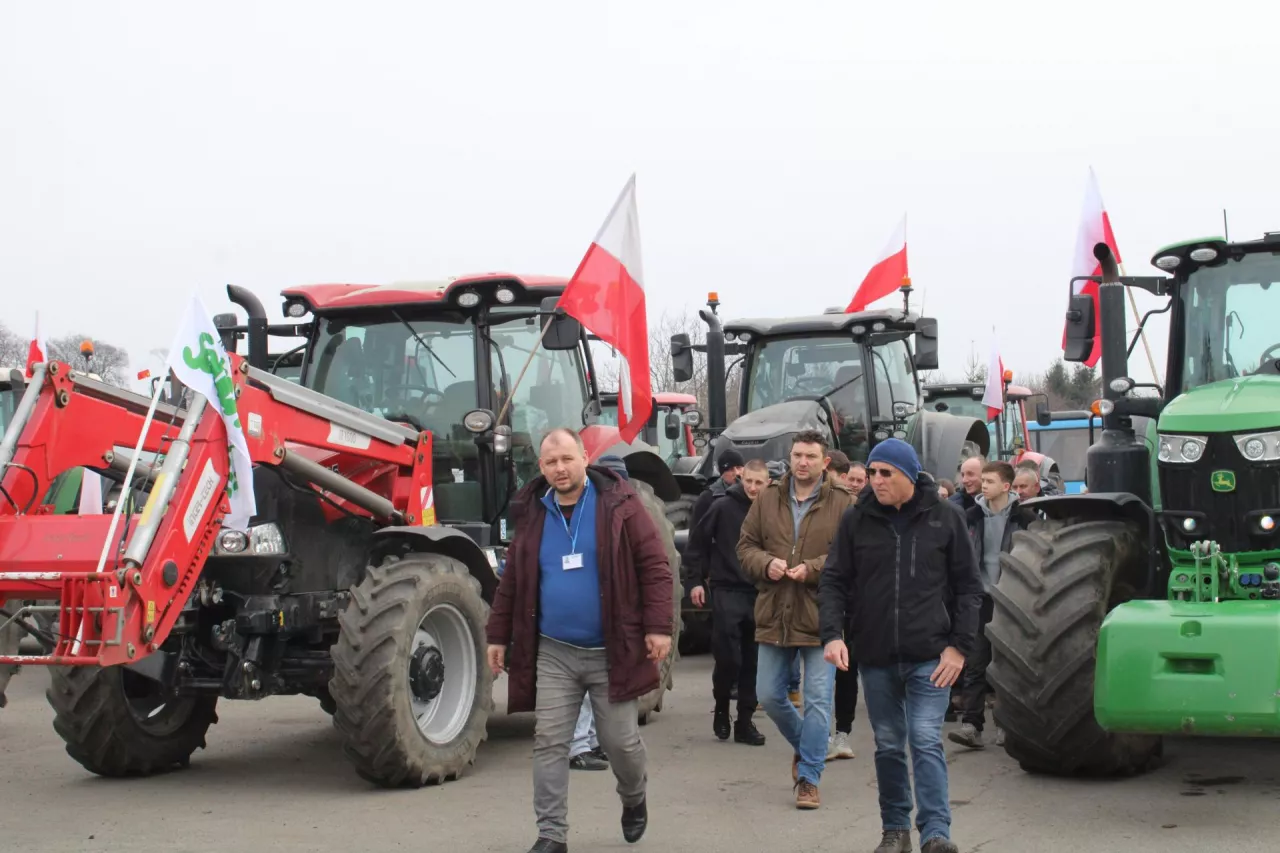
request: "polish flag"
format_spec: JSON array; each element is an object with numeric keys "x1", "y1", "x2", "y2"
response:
[
  {"x1": 1065, "y1": 168, "x2": 1122, "y2": 367},
  {"x1": 557, "y1": 175, "x2": 653, "y2": 444},
  {"x1": 847, "y1": 215, "x2": 909, "y2": 313},
  {"x1": 982, "y1": 336, "x2": 1004, "y2": 421},
  {"x1": 24, "y1": 313, "x2": 46, "y2": 379}
]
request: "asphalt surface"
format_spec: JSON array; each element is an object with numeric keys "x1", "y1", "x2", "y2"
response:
[{"x1": 2, "y1": 653, "x2": 1278, "y2": 852}]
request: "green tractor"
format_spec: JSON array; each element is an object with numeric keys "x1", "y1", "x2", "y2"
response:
[{"x1": 987, "y1": 231, "x2": 1280, "y2": 776}]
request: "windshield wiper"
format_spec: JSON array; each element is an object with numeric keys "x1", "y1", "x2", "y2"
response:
[{"x1": 392, "y1": 310, "x2": 456, "y2": 381}]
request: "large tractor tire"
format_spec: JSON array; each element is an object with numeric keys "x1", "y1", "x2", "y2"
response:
[
  {"x1": 46, "y1": 665, "x2": 218, "y2": 776},
  {"x1": 0, "y1": 614, "x2": 19, "y2": 709},
  {"x1": 986, "y1": 518, "x2": 1162, "y2": 776},
  {"x1": 329, "y1": 551, "x2": 493, "y2": 788},
  {"x1": 632, "y1": 478, "x2": 682, "y2": 726},
  {"x1": 664, "y1": 494, "x2": 696, "y2": 530}
]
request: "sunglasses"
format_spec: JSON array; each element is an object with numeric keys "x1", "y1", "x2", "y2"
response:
[{"x1": 868, "y1": 467, "x2": 898, "y2": 479}]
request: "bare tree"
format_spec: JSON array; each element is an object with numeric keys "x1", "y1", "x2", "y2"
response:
[
  {"x1": 46, "y1": 334, "x2": 131, "y2": 387},
  {"x1": 0, "y1": 323, "x2": 26, "y2": 368},
  {"x1": 591, "y1": 308, "x2": 712, "y2": 403}
]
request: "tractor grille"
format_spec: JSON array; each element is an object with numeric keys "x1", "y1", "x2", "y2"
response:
[{"x1": 1159, "y1": 433, "x2": 1280, "y2": 552}]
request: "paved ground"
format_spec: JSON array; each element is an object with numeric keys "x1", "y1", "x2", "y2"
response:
[{"x1": 2, "y1": 653, "x2": 1279, "y2": 852}]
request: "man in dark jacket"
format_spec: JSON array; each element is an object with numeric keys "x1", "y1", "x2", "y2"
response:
[
  {"x1": 486, "y1": 429, "x2": 674, "y2": 853},
  {"x1": 951, "y1": 460, "x2": 1034, "y2": 750},
  {"x1": 948, "y1": 454, "x2": 983, "y2": 512},
  {"x1": 819, "y1": 438, "x2": 984, "y2": 853},
  {"x1": 688, "y1": 458, "x2": 771, "y2": 746},
  {"x1": 691, "y1": 448, "x2": 746, "y2": 531}
]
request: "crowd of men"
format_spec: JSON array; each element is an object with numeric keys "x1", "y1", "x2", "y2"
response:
[{"x1": 486, "y1": 426, "x2": 1051, "y2": 853}]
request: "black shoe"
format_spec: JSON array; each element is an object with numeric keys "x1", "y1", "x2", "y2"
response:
[
  {"x1": 621, "y1": 797, "x2": 648, "y2": 843},
  {"x1": 734, "y1": 719, "x2": 766, "y2": 746},
  {"x1": 527, "y1": 839, "x2": 568, "y2": 853},
  {"x1": 713, "y1": 709, "x2": 731, "y2": 740},
  {"x1": 589, "y1": 746, "x2": 609, "y2": 762},
  {"x1": 570, "y1": 752, "x2": 609, "y2": 771}
]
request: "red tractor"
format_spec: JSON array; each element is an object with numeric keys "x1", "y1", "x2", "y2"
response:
[
  {"x1": 0, "y1": 275, "x2": 683, "y2": 784},
  {"x1": 921, "y1": 374, "x2": 1063, "y2": 492}
]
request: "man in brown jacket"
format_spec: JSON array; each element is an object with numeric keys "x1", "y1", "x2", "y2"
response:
[
  {"x1": 738, "y1": 429, "x2": 854, "y2": 810},
  {"x1": 486, "y1": 429, "x2": 674, "y2": 853}
]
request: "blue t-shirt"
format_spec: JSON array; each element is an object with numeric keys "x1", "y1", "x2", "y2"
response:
[{"x1": 537, "y1": 481, "x2": 604, "y2": 647}]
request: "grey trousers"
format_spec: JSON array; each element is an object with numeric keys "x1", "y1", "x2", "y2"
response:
[{"x1": 534, "y1": 636, "x2": 647, "y2": 844}]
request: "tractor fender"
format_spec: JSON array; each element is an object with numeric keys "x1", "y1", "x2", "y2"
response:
[
  {"x1": 909, "y1": 411, "x2": 991, "y2": 480},
  {"x1": 593, "y1": 443, "x2": 682, "y2": 502},
  {"x1": 368, "y1": 525, "x2": 500, "y2": 604},
  {"x1": 1021, "y1": 491, "x2": 1164, "y2": 597}
]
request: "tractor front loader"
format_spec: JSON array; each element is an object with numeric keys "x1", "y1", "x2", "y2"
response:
[{"x1": 987, "y1": 231, "x2": 1280, "y2": 777}]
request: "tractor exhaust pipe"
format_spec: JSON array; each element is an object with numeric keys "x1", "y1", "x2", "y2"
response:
[
  {"x1": 227, "y1": 285, "x2": 268, "y2": 371},
  {"x1": 699, "y1": 296, "x2": 728, "y2": 432},
  {"x1": 1093, "y1": 243, "x2": 1128, "y2": 403}
]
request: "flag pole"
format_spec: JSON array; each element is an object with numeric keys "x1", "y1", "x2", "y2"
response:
[
  {"x1": 1118, "y1": 260, "x2": 1160, "y2": 383},
  {"x1": 495, "y1": 317, "x2": 554, "y2": 428}
]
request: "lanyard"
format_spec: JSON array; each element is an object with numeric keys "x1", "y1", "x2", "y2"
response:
[{"x1": 553, "y1": 480, "x2": 590, "y2": 554}]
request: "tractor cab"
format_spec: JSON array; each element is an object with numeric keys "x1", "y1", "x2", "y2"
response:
[{"x1": 597, "y1": 391, "x2": 701, "y2": 467}]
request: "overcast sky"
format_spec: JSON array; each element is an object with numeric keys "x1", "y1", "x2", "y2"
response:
[{"x1": 3, "y1": 1, "x2": 1278, "y2": 391}]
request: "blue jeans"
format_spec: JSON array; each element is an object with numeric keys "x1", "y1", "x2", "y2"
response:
[
  {"x1": 859, "y1": 659, "x2": 953, "y2": 844},
  {"x1": 757, "y1": 644, "x2": 834, "y2": 784},
  {"x1": 788, "y1": 655, "x2": 801, "y2": 692}
]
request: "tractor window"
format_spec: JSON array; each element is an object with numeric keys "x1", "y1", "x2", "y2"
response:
[
  {"x1": 1001, "y1": 399, "x2": 1026, "y2": 456},
  {"x1": 867, "y1": 338, "x2": 917, "y2": 422},
  {"x1": 1032, "y1": 426, "x2": 1090, "y2": 483},
  {"x1": 746, "y1": 335, "x2": 865, "y2": 421},
  {"x1": 1181, "y1": 253, "x2": 1280, "y2": 391}
]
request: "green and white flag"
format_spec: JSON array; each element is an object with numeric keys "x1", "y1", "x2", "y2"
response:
[{"x1": 165, "y1": 295, "x2": 256, "y2": 531}]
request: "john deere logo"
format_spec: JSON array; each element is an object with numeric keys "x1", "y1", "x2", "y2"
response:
[{"x1": 1211, "y1": 470, "x2": 1236, "y2": 493}]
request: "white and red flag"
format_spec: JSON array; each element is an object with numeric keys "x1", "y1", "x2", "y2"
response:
[
  {"x1": 1065, "y1": 168, "x2": 1122, "y2": 367},
  {"x1": 24, "y1": 312, "x2": 46, "y2": 379},
  {"x1": 982, "y1": 335, "x2": 1005, "y2": 421},
  {"x1": 557, "y1": 174, "x2": 652, "y2": 444},
  {"x1": 847, "y1": 215, "x2": 909, "y2": 313}
]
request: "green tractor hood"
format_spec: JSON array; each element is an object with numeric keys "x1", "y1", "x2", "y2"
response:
[{"x1": 1159, "y1": 374, "x2": 1280, "y2": 433}]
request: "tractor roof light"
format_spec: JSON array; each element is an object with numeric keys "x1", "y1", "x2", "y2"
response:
[
  {"x1": 494, "y1": 287, "x2": 516, "y2": 304},
  {"x1": 1109, "y1": 376, "x2": 1135, "y2": 394},
  {"x1": 284, "y1": 300, "x2": 309, "y2": 318},
  {"x1": 1155, "y1": 254, "x2": 1181, "y2": 270},
  {"x1": 1189, "y1": 247, "x2": 1219, "y2": 263},
  {"x1": 456, "y1": 291, "x2": 481, "y2": 308},
  {"x1": 1002, "y1": 369, "x2": 1014, "y2": 383},
  {"x1": 463, "y1": 409, "x2": 495, "y2": 434},
  {"x1": 724, "y1": 331, "x2": 737, "y2": 342}
]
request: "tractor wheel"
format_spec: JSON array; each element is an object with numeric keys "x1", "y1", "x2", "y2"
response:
[
  {"x1": 986, "y1": 518, "x2": 1163, "y2": 776},
  {"x1": 46, "y1": 665, "x2": 218, "y2": 776},
  {"x1": 329, "y1": 551, "x2": 493, "y2": 788},
  {"x1": 632, "y1": 479, "x2": 682, "y2": 725},
  {"x1": 664, "y1": 494, "x2": 696, "y2": 530},
  {"x1": 0, "y1": 613, "x2": 19, "y2": 710}
]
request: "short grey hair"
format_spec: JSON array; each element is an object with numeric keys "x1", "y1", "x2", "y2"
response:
[{"x1": 539, "y1": 427, "x2": 586, "y2": 455}]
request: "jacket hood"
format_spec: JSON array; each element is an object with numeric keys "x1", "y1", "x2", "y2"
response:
[
  {"x1": 725, "y1": 480, "x2": 753, "y2": 507},
  {"x1": 513, "y1": 464, "x2": 628, "y2": 519},
  {"x1": 976, "y1": 494, "x2": 1017, "y2": 518}
]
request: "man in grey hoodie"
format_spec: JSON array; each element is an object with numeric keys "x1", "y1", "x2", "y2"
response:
[{"x1": 951, "y1": 460, "x2": 1033, "y2": 749}]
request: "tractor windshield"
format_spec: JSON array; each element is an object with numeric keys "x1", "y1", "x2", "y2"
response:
[
  {"x1": 745, "y1": 334, "x2": 916, "y2": 426},
  {"x1": 304, "y1": 306, "x2": 589, "y2": 522},
  {"x1": 1181, "y1": 252, "x2": 1280, "y2": 392}
]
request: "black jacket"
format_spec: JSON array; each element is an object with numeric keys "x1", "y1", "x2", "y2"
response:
[
  {"x1": 690, "y1": 476, "x2": 730, "y2": 532},
  {"x1": 685, "y1": 482, "x2": 755, "y2": 592},
  {"x1": 964, "y1": 497, "x2": 1035, "y2": 581},
  {"x1": 949, "y1": 489, "x2": 977, "y2": 512},
  {"x1": 819, "y1": 475, "x2": 985, "y2": 667}
]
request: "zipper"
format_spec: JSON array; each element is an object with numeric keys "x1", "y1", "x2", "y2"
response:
[
  {"x1": 893, "y1": 529, "x2": 901, "y2": 662},
  {"x1": 910, "y1": 535, "x2": 917, "y2": 579}
]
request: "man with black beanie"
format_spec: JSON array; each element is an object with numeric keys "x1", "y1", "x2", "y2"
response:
[
  {"x1": 687, "y1": 458, "x2": 771, "y2": 746},
  {"x1": 691, "y1": 448, "x2": 746, "y2": 531}
]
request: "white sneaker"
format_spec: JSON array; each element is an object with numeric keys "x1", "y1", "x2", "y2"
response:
[{"x1": 828, "y1": 731, "x2": 855, "y2": 759}]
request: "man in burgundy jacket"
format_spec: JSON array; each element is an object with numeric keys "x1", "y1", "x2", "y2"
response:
[{"x1": 486, "y1": 428, "x2": 674, "y2": 853}]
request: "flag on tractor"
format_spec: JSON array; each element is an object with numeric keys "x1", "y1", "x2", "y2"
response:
[
  {"x1": 24, "y1": 313, "x2": 46, "y2": 379},
  {"x1": 847, "y1": 215, "x2": 909, "y2": 313},
  {"x1": 982, "y1": 336, "x2": 1005, "y2": 421},
  {"x1": 556, "y1": 174, "x2": 653, "y2": 444},
  {"x1": 164, "y1": 296, "x2": 256, "y2": 531},
  {"x1": 1065, "y1": 168, "x2": 1122, "y2": 367}
]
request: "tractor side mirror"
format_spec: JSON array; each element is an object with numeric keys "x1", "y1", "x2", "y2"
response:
[
  {"x1": 1063, "y1": 294, "x2": 1095, "y2": 363},
  {"x1": 913, "y1": 318, "x2": 939, "y2": 371},
  {"x1": 670, "y1": 333, "x2": 695, "y2": 383},
  {"x1": 664, "y1": 411, "x2": 682, "y2": 440},
  {"x1": 540, "y1": 297, "x2": 582, "y2": 351},
  {"x1": 1035, "y1": 400, "x2": 1052, "y2": 426}
]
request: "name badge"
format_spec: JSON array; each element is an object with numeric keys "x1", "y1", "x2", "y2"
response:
[{"x1": 562, "y1": 553, "x2": 584, "y2": 571}]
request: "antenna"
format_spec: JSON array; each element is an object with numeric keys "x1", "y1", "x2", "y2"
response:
[{"x1": 1223, "y1": 209, "x2": 1230, "y2": 241}]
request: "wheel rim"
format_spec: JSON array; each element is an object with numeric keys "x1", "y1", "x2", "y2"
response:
[
  {"x1": 121, "y1": 670, "x2": 195, "y2": 736},
  {"x1": 408, "y1": 603, "x2": 476, "y2": 744}
]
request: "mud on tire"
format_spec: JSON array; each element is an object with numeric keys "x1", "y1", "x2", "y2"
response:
[
  {"x1": 329, "y1": 551, "x2": 493, "y2": 788},
  {"x1": 632, "y1": 479, "x2": 682, "y2": 725},
  {"x1": 46, "y1": 665, "x2": 218, "y2": 776},
  {"x1": 986, "y1": 518, "x2": 1162, "y2": 776}
]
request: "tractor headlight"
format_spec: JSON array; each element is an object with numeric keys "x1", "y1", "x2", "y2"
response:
[
  {"x1": 1234, "y1": 430, "x2": 1280, "y2": 462},
  {"x1": 1189, "y1": 247, "x2": 1219, "y2": 263},
  {"x1": 1158, "y1": 434, "x2": 1207, "y2": 464},
  {"x1": 215, "y1": 522, "x2": 288, "y2": 556}
]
